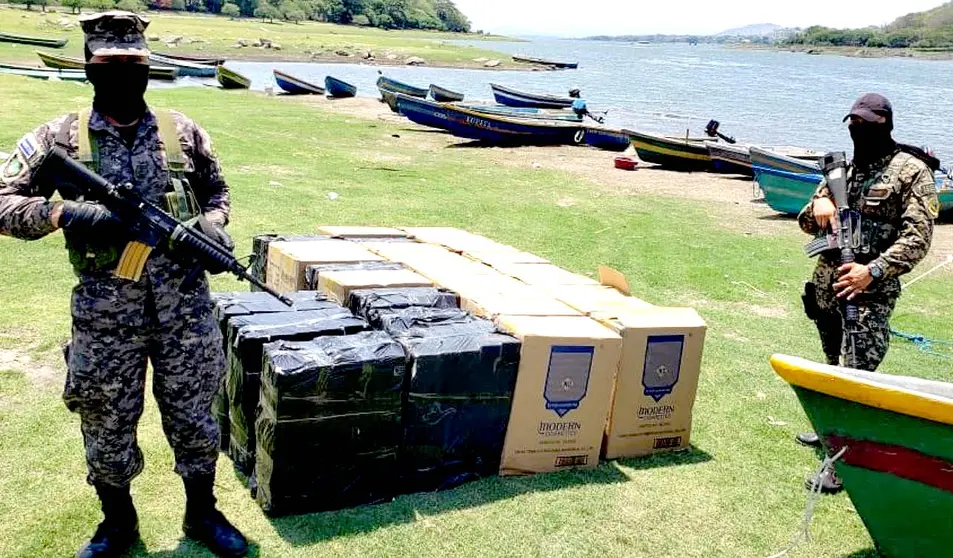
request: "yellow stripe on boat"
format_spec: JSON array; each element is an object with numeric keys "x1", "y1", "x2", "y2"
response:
[
  {"x1": 771, "y1": 354, "x2": 953, "y2": 426},
  {"x1": 631, "y1": 140, "x2": 711, "y2": 161}
]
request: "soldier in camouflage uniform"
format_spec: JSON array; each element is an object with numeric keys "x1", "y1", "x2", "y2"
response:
[
  {"x1": 797, "y1": 93, "x2": 939, "y2": 493},
  {"x1": 0, "y1": 12, "x2": 248, "y2": 558}
]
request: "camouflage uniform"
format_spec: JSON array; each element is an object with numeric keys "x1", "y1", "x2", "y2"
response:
[
  {"x1": 0, "y1": 108, "x2": 230, "y2": 487},
  {"x1": 798, "y1": 149, "x2": 938, "y2": 370}
]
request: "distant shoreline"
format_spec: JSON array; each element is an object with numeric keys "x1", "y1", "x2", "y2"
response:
[{"x1": 735, "y1": 43, "x2": 953, "y2": 62}]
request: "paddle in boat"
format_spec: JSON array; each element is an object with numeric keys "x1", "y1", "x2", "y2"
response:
[
  {"x1": 149, "y1": 53, "x2": 216, "y2": 78},
  {"x1": 429, "y1": 84, "x2": 464, "y2": 103},
  {"x1": 0, "y1": 32, "x2": 67, "y2": 48},
  {"x1": 377, "y1": 75, "x2": 428, "y2": 98},
  {"x1": 490, "y1": 83, "x2": 578, "y2": 109},
  {"x1": 36, "y1": 51, "x2": 177, "y2": 81},
  {"x1": 512, "y1": 55, "x2": 578, "y2": 69},
  {"x1": 625, "y1": 130, "x2": 714, "y2": 171},
  {"x1": 325, "y1": 75, "x2": 357, "y2": 98},
  {"x1": 273, "y1": 69, "x2": 325, "y2": 95},
  {"x1": 216, "y1": 65, "x2": 251, "y2": 89},
  {"x1": 771, "y1": 354, "x2": 953, "y2": 558}
]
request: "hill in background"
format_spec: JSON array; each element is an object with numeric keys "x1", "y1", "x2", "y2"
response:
[{"x1": 787, "y1": 1, "x2": 953, "y2": 49}]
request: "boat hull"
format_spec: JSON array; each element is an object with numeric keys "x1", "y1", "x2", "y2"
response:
[
  {"x1": 325, "y1": 75, "x2": 357, "y2": 98},
  {"x1": 626, "y1": 130, "x2": 713, "y2": 171},
  {"x1": 583, "y1": 128, "x2": 630, "y2": 152},
  {"x1": 458, "y1": 104, "x2": 583, "y2": 122},
  {"x1": 771, "y1": 355, "x2": 953, "y2": 558},
  {"x1": 750, "y1": 146, "x2": 820, "y2": 174},
  {"x1": 490, "y1": 83, "x2": 575, "y2": 109},
  {"x1": 380, "y1": 89, "x2": 400, "y2": 112},
  {"x1": 273, "y1": 70, "x2": 324, "y2": 95},
  {"x1": 512, "y1": 55, "x2": 578, "y2": 69},
  {"x1": 377, "y1": 76, "x2": 428, "y2": 98},
  {"x1": 0, "y1": 32, "x2": 67, "y2": 48},
  {"x1": 707, "y1": 143, "x2": 753, "y2": 176},
  {"x1": 37, "y1": 51, "x2": 177, "y2": 80},
  {"x1": 155, "y1": 52, "x2": 225, "y2": 66},
  {"x1": 752, "y1": 165, "x2": 821, "y2": 215},
  {"x1": 216, "y1": 65, "x2": 250, "y2": 89},
  {"x1": 0, "y1": 64, "x2": 86, "y2": 82},
  {"x1": 150, "y1": 54, "x2": 215, "y2": 78},
  {"x1": 429, "y1": 84, "x2": 464, "y2": 103}
]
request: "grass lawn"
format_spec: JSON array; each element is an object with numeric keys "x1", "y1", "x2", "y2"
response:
[
  {"x1": 0, "y1": 6, "x2": 512, "y2": 68},
  {"x1": 1, "y1": 74, "x2": 951, "y2": 557}
]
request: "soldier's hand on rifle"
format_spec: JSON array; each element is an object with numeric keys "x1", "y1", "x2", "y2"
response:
[
  {"x1": 812, "y1": 197, "x2": 838, "y2": 230},
  {"x1": 834, "y1": 263, "x2": 873, "y2": 300},
  {"x1": 54, "y1": 200, "x2": 120, "y2": 236}
]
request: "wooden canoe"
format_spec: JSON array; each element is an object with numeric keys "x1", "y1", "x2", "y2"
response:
[
  {"x1": 429, "y1": 84, "x2": 464, "y2": 103},
  {"x1": 377, "y1": 75, "x2": 428, "y2": 98},
  {"x1": 0, "y1": 32, "x2": 67, "y2": 48},
  {"x1": 325, "y1": 75, "x2": 356, "y2": 98},
  {"x1": 512, "y1": 55, "x2": 578, "y2": 69},
  {"x1": 273, "y1": 69, "x2": 324, "y2": 95},
  {"x1": 216, "y1": 65, "x2": 250, "y2": 89},
  {"x1": 625, "y1": 130, "x2": 714, "y2": 171},
  {"x1": 490, "y1": 83, "x2": 576, "y2": 109},
  {"x1": 36, "y1": 51, "x2": 177, "y2": 81}
]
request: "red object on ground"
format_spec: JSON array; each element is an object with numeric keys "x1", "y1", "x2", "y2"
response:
[{"x1": 614, "y1": 156, "x2": 638, "y2": 170}]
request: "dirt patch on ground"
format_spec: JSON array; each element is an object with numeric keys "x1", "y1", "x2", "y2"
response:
[{"x1": 0, "y1": 348, "x2": 62, "y2": 386}]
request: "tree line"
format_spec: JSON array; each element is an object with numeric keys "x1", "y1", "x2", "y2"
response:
[
  {"x1": 11, "y1": 0, "x2": 472, "y2": 32},
  {"x1": 784, "y1": 25, "x2": 953, "y2": 49}
]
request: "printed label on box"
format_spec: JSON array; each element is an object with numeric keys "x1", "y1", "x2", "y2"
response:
[
  {"x1": 642, "y1": 335, "x2": 684, "y2": 402},
  {"x1": 544, "y1": 346, "x2": 594, "y2": 417}
]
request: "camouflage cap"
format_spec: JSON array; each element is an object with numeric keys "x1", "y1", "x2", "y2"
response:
[{"x1": 79, "y1": 11, "x2": 150, "y2": 57}]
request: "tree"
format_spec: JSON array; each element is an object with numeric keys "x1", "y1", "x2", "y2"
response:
[
  {"x1": 280, "y1": 0, "x2": 305, "y2": 22},
  {"x1": 434, "y1": 0, "x2": 469, "y2": 32},
  {"x1": 254, "y1": 3, "x2": 279, "y2": 21},
  {"x1": 170, "y1": 0, "x2": 185, "y2": 9},
  {"x1": 62, "y1": 0, "x2": 86, "y2": 13},
  {"x1": 235, "y1": 0, "x2": 257, "y2": 16},
  {"x1": 88, "y1": 0, "x2": 116, "y2": 11},
  {"x1": 116, "y1": 0, "x2": 144, "y2": 11},
  {"x1": 221, "y1": 1, "x2": 240, "y2": 17}
]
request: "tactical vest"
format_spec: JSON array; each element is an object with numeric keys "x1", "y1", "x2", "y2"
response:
[
  {"x1": 853, "y1": 151, "x2": 920, "y2": 261},
  {"x1": 56, "y1": 109, "x2": 201, "y2": 273}
]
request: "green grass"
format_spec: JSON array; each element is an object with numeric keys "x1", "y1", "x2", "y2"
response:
[
  {"x1": 0, "y1": 6, "x2": 512, "y2": 68},
  {"x1": 1, "y1": 74, "x2": 951, "y2": 557}
]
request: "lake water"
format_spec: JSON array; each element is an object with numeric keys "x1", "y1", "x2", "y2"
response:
[{"x1": 199, "y1": 39, "x2": 953, "y2": 163}]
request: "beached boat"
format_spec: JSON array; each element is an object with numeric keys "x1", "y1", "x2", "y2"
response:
[
  {"x1": 490, "y1": 83, "x2": 577, "y2": 109},
  {"x1": 36, "y1": 51, "x2": 177, "y2": 81},
  {"x1": 377, "y1": 75, "x2": 428, "y2": 98},
  {"x1": 752, "y1": 165, "x2": 823, "y2": 215},
  {"x1": 771, "y1": 354, "x2": 953, "y2": 558},
  {"x1": 216, "y1": 65, "x2": 250, "y2": 89},
  {"x1": 457, "y1": 103, "x2": 583, "y2": 122},
  {"x1": 0, "y1": 62, "x2": 87, "y2": 82},
  {"x1": 273, "y1": 69, "x2": 324, "y2": 95},
  {"x1": 626, "y1": 130, "x2": 714, "y2": 171},
  {"x1": 154, "y1": 52, "x2": 225, "y2": 66},
  {"x1": 149, "y1": 53, "x2": 215, "y2": 78},
  {"x1": 583, "y1": 127, "x2": 631, "y2": 152},
  {"x1": 707, "y1": 143, "x2": 753, "y2": 176},
  {"x1": 325, "y1": 75, "x2": 356, "y2": 98},
  {"x1": 0, "y1": 32, "x2": 67, "y2": 48},
  {"x1": 750, "y1": 146, "x2": 820, "y2": 174},
  {"x1": 512, "y1": 55, "x2": 578, "y2": 69},
  {"x1": 939, "y1": 174, "x2": 953, "y2": 213},
  {"x1": 429, "y1": 84, "x2": 464, "y2": 103},
  {"x1": 381, "y1": 89, "x2": 399, "y2": 112},
  {"x1": 396, "y1": 94, "x2": 583, "y2": 145}
]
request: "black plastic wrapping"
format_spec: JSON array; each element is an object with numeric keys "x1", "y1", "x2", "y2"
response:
[
  {"x1": 249, "y1": 234, "x2": 330, "y2": 291},
  {"x1": 226, "y1": 308, "x2": 366, "y2": 474},
  {"x1": 209, "y1": 291, "x2": 336, "y2": 452},
  {"x1": 304, "y1": 261, "x2": 406, "y2": 291},
  {"x1": 378, "y1": 307, "x2": 497, "y2": 338},
  {"x1": 256, "y1": 332, "x2": 408, "y2": 515},
  {"x1": 348, "y1": 287, "x2": 459, "y2": 322}
]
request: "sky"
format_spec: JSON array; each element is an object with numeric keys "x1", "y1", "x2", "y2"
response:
[{"x1": 453, "y1": 0, "x2": 948, "y2": 37}]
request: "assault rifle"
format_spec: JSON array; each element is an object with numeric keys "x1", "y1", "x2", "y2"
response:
[{"x1": 35, "y1": 147, "x2": 294, "y2": 306}]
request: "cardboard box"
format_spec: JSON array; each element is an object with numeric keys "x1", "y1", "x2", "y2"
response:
[
  {"x1": 495, "y1": 316, "x2": 622, "y2": 475},
  {"x1": 318, "y1": 269, "x2": 434, "y2": 305},
  {"x1": 267, "y1": 240, "x2": 383, "y2": 292},
  {"x1": 543, "y1": 285, "x2": 654, "y2": 316},
  {"x1": 402, "y1": 227, "x2": 515, "y2": 253},
  {"x1": 363, "y1": 241, "x2": 462, "y2": 264},
  {"x1": 494, "y1": 263, "x2": 600, "y2": 288},
  {"x1": 461, "y1": 290, "x2": 581, "y2": 319},
  {"x1": 317, "y1": 226, "x2": 407, "y2": 238},
  {"x1": 596, "y1": 308, "x2": 707, "y2": 459},
  {"x1": 464, "y1": 250, "x2": 550, "y2": 268}
]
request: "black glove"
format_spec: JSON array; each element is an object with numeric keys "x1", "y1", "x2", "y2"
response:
[
  {"x1": 189, "y1": 215, "x2": 233, "y2": 275},
  {"x1": 59, "y1": 201, "x2": 121, "y2": 236}
]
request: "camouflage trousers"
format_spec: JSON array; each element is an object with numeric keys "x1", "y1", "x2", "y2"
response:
[
  {"x1": 809, "y1": 264, "x2": 900, "y2": 372},
  {"x1": 63, "y1": 274, "x2": 225, "y2": 488}
]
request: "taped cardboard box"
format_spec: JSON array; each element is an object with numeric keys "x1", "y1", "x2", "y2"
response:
[
  {"x1": 362, "y1": 241, "x2": 457, "y2": 262},
  {"x1": 250, "y1": 234, "x2": 330, "y2": 290},
  {"x1": 401, "y1": 227, "x2": 516, "y2": 254},
  {"x1": 461, "y1": 289, "x2": 581, "y2": 320},
  {"x1": 267, "y1": 240, "x2": 384, "y2": 292},
  {"x1": 318, "y1": 269, "x2": 433, "y2": 305},
  {"x1": 463, "y1": 249, "x2": 550, "y2": 268},
  {"x1": 494, "y1": 263, "x2": 599, "y2": 288},
  {"x1": 316, "y1": 226, "x2": 407, "y2": 238},
  {"x1": 495, "y1": 316, "x2": 622, "y2": 475},
  {"x1": 543, "y1": 285, "x2": 654, "y2": 316},
  {"x1": 305, "y1": 261, "x2": 406, "y2": 291},
  {"x1": 595, "y1": 308, "x2": 707, "y2": 459}
]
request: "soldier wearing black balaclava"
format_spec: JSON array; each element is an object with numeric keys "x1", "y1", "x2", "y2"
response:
[
  {"x1": 796, "y1": 93, "x2": 940, "y2": 494},
  {"x1": 0, "y1": 11, "x2": 247, "y2": 558}
]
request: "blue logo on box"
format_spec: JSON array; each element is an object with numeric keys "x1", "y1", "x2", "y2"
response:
[
  {"x1": 643, "y1": 335, "x2": 684, "y2": 402},
  {"x1": 544, "y1": 345, "x2": 594, "y2": 417}
]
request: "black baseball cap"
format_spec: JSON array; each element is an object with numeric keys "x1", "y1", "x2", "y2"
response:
[{"x1": 843, "y1": 93, "x2": 893, "y2": 124}]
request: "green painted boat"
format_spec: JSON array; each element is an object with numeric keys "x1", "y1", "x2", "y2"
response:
[
  {"x1": 772, "y1": 354, "x2": 953, "y2": 558},
  {"x1": 0, "y1": 62, "x2": 87, "y2": 82},
  {"x1": 938, "y1": 174, "x2": 953, "y2": 212},
  {"x1": 216, "y1": 65, "x2": 250, "y2": 89},
  {"x1": 0, "y1": 32, "x2": 67, "y2": 48},
  {"x1": 36, "y1": 51, "x2": 177, "y2": 81},
  {"x1": 624, "y1": 130, "x2": 714, "y2": 171}
]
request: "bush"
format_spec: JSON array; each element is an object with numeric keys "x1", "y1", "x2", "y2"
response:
[
  {"x1": 115, "y1": 0, "x2": 144, "y2": 11},
  {"x1": 170, "y1": 0, "x2": 186, "y2": 10},
  {"x1": 87, "y1": 0, "x2": 115, "y2": 10},
  {"x1": 254, "y1": 3, "x2": 279, "y2": 21},
  {"x1": 221, "y1": 1, "x2": 240, "y2": 16},
  {"x1": 62, "y1": 0, "x2": 86, "y2": 13}
]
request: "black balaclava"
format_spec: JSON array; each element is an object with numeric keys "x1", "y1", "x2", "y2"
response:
[
  {"x1": 849, "y1": 119, "x2": 896, "y2": 170},
  {"x1": 84, "y1": 48, "x2": 149, "y2": 126}
]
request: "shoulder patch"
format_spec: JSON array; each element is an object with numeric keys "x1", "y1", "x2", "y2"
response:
[
  {"x1": 1, "y1": 151, "x2": 28, "y2": 184},
  {"x1": 17, "y1": 133, "x2": 43, "y2": 166}
]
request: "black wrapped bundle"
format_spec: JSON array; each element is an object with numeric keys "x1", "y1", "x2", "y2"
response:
[
  {"x1": 378, "y1": 307, "x2": 497, "y2": 338},
  {"x1": 304, "y1": 261, "x2": 406, "y2": 291},
  {"x1": 210, "y1": 291, "x2": 336, "y2": 451},
  {"x1": 348, "y1": 287, "x2": 459, "y2": 322},
  {"x1": 256, "y1": 332, "x2": 408, "y2": 515},
  {"x1": 249, "y1": 234, "x2": 330, "y2": 291},
  {"x1": 226, "y1": 309, "x2": 367, "y2": 474}
]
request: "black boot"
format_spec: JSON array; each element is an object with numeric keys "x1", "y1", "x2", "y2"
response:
[
  {"x1": 76, "y1": 484, "x2": 139, "y2": 558},
  {"x1": 182, "y1": 475, "x2": 249, "y2": 558}
]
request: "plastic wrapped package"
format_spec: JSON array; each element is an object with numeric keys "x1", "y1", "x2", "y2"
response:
[
  {"x1": 348, "y1": 287, "x2": 459, "y2": 320},
  {"x1": 400, "y1": 331, "x2": 520, "y2": 396},
  {"x1": 225, "y1": 309, "x2": 366, "y2": 474},
  {"x1": 374, "y1": 307, "x2": 488, "y2": 334},
  {"x1": 255, "y1": 332, "x2": 408, "y2": 515},
  {"x1": 304, "y1": 261, "x2": 406, "y2": 291},
  {"x1": 249, "y1": 234, "x2": 331, "y2": 291}
]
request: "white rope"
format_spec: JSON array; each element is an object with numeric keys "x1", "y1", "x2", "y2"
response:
[
  {"x1": 764, "y1": 446, "x2": 848, "y2": 558},
  {"x1": 902, "y1": 255, "x2": 953, "y2": 290}
]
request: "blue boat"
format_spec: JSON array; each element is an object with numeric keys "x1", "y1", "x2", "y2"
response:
[
  {"x1": 273, "y1": 69, "x2": 324, "y2": 95},
  {"x1": 583, "y1": 127, "x2": 631, "y2": 152},
  {"x1": 490, "y1": 83, "x2": 577, "y2": 109},
  {"x1": 429, "y1": 84, "x2": 464, "y2": 102},
  {"x1": 750, "y1": 146, "x2": 820, "y2": 175},
  {"x1": 150, "y1": 53, "x2": 216, "y2": 78},
  {"x1": 707, "y1": 143, "x2": 753, "y2": 176},
  {"x1": 377, "y1": 75, "x2": 428, "y2": 98},
  {"x1": 753, "y1": 165, "x2": 823, "y2": 215},
  {"x1": 459, "y1": 103, "x2": 583, "y2": 122},
  {"x1": 396, "y1": 94, "x2": 583, "y2": 145},
  {"x1": 325, "y1": 75, "x2": 357, "y2": 98}
]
